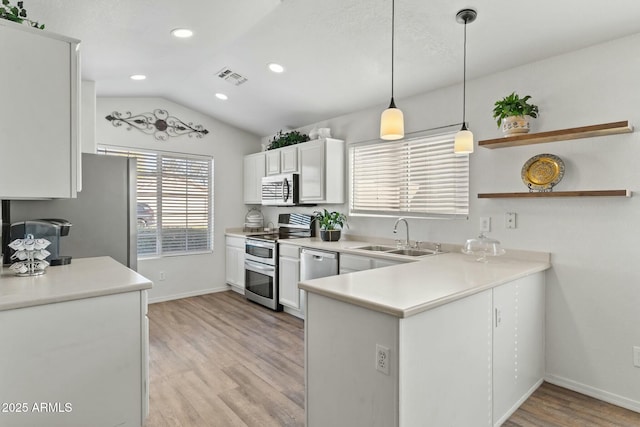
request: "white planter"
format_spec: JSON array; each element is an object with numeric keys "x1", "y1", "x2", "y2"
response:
[{"x1": 502, "y1": 115, "x2": 531, "y2": 136}]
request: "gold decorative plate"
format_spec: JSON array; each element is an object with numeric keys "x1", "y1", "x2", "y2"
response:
[{"x1": 521, "y1": 154, "x2": 565, "y2": 191}]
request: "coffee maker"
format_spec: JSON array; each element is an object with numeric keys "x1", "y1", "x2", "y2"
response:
[{"x1": 9, "y1": 219, "x2": 73, "y2": 265}]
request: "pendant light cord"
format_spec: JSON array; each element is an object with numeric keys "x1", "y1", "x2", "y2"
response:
[
  {"x1": 391, "y1": 0, "x2": 395, "y2": 102},
  {"x1": 462, "y1": 17, "x2": 467, "y2": 125}
]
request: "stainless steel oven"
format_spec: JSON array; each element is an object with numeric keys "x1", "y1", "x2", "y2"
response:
[{"x1": 245, "y1": 238, "x2": 282, "y2": 311}]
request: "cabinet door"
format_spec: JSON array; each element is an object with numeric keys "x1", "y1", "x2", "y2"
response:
[
  {"x1": 279, "y1": 255, "x2": 301, "y2": 309},
  {"x1": 493, "y1": 273, "x2": 545, "y2": 425},
  {"x1": 372, "y1": 258, "x2": 403, "y2": 269},
  {"x1": 0, "y1": 21, "x2": 80, "y2": 199},
  {"x1": 266, "y1": 150, "x2": 281, "y2": 175},
  {"x1": 339, "y1": 253, "x2": 372, "y2": 274},
  {"x1": 299, "y1": 139, "x2": 325, "y2": 202},
  {"x1": 234, "y1": 247, "x2": 245, "y2": 290},
  {"x1": 225, "y1": 245, "x2": 239, "y2": 285},
  {"x1": 281, "y1": 146, "x2": 299, "y2": 173},
  {"x1": 243, "y1": 153, "x2": 265, "y2": 204}
]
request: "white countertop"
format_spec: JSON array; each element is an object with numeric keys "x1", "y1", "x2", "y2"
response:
[
  {"x1": 300, "y1": 252, "x2": 549, "y2": 318},
  {"x1": 0, "y1": 256, "x2": 153, "y2": 311}
]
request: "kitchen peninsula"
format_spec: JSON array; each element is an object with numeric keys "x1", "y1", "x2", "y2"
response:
[
  {"x1": 0, "y1": 256, "x2": 152, "y2": 427},
  {"x1": 298, "y1": 247, "x2": 550, "y2": 427}
]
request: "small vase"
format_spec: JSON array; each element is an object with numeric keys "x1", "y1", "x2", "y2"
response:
[
  {"x1": 320, "y1": 229, "x2": 341, "y2": 242},
  {"x1": 502, "y1": 115, "x2": 531, "y2": 136}
]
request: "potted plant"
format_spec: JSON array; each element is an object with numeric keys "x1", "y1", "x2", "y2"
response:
[
  {"x1": 268, "y1": 130, "x2": 310, "y2": 150},
  {"x1": 314, "y1": 209, "x2": 348, "y2": 242},
  {"x1": 492, "y1": 92, "x2": 539, "y2": 136}
]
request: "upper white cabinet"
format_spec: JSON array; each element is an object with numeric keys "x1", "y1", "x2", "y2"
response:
[
  {"x1": 0, "y1": 20, "x2": 81, "y2": 199},
  {"x1": 266, "y1": 146, "x2": 298, "y2": 175},
  {"x1": 243, "y1": 152, "x2": 266, "y2": 204},
  {"x1": 299, "y1": 138, "x2": 345, "y2": 204}
]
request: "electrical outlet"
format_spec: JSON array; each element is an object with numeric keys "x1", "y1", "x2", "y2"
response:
[
  {"x1": 159, "y1": 271, "x2": 166, "y2": 281},
  {"x1": 634, "y1": 346, "x2": 640, "y2": 368},
  {"x1": 376, "y1": 344, "x2": 390, "y2": 375},
  {"x1": 505, "y1": 212, "x2": 517, "y2": 229},
  {"x1": 480, "y1": 217, "x2": 491, "y2": 232}
]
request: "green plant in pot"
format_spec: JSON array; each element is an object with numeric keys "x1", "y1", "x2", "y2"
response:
[
  {"x1": 492, "y1": 92, "x2": 539, "y2": 136},
  {"x1": 268, "y1": 130, "x2": 310, "y2": 150},
  {"x1": 314, "y1": 209, "x2": 348, "y2": 242}
]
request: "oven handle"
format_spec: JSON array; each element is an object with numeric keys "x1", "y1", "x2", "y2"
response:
[
  {"x1": 246, "y1": 240, "x2": 276, "y2": 249},
  {"x1": 245, "y1": 259, "x2": 276, "y2": 275}
]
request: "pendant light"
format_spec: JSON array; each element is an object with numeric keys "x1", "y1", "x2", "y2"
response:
[
  {"x1": 454, "y1": 9, "x2": 477, "y2": 154},
  {"x1": 380, "y1": 0, "x2": 404, "y2": 140}
]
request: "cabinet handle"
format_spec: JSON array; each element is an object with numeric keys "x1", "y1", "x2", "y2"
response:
[{"x1": 495, "y1": 308, "x2": 501, "y2": 327}]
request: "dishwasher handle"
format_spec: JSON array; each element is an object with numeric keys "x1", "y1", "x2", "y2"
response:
[{"x1": 301, "y1": 248, "x2": 338, "y2": 260}]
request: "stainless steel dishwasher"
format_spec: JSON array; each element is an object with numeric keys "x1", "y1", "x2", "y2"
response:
[{"x1": 300, "y1": 248, "x2": 339, "y2": 281}]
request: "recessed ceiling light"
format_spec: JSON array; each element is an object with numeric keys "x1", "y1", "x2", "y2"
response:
[
  {"x1": 130, "y1": 74, "x2": 147, "y2": 80},
  {"x1": 268, "y1": 63, "x2": 285, "y2": 73},
  {"x1": 171, "y1": 28, "x2": 193, "y2": 38},
  {"x1": 215, "y1": 93, "x2": 228, "y2": 100}
]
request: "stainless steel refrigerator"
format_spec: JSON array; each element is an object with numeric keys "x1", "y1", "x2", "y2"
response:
[{"x1": 10, "y1": 153, "x2": 137, "y2": 270}]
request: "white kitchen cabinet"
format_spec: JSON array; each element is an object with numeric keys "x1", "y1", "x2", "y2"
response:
[
  {"x1": 266, "y1": 150, "x2": 282, "y2": 175},
  {"x1": 243, "y1": 152, "x2": 266, "y2": 204},
  {"x1": 299, "y1": 138, "x2": 345, "y2": 203},
  {"x1": 0, "y1": 20, "x2": 81, "y2": 199},
  {"x1": 339, "y1": 253, "x2": 406, "y2": 275},
  {"x1": 492, "y1": 273, "x2": 545, "y2": 426},
  {"x1": 225, "y1": 236, "x2": 246, "y2": 293},
  {"x1": 0, "y1": 290, "x2": 148, "y2": 427},
  {"x1": 280, "y1": 146, "x2": 299, "y2": 173},
  {"x1": 279, "y1": 243, "x2": 302, "y2": 316},
  {"x1": 266, "y1": 146, "x2": 299, "y2": 176},
  {"x1": 305, "y1": 271, "x2": 546, "y2": 427},
  {"x1": 306, "y1": 289, "x2": 494, "y2": 427}
]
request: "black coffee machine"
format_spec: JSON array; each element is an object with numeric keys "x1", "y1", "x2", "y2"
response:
[{"x1": 9, "y1": 219, "x2": 72, "y2": 265}]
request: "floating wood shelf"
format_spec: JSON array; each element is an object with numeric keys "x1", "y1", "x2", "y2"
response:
[
  {"x1": 478, "y1": 190, "x2": 631, "y2": 199},
  {"x1": 479, "y1": 120, "x2": 633, "y2": 149}
]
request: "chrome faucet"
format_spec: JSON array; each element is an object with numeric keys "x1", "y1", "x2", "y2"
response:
[{"x1": 393, "y1": 217, "x2": 410, "y2": 248}]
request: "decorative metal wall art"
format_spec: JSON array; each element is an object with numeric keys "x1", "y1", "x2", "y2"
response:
[{"x1": 105, "y1": 109, "x2": 209, "y2": 141}]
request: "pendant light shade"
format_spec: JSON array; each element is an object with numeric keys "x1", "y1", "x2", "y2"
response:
[
  {"x1": 380, "y1": 0, "x2": 404, "y2": 140},
  {"x1": 380, "y1": 97, "x2": 404, "y2": 140},
  {"x1": 454, "y1": 8, "x2": 477, "y2": 154}
]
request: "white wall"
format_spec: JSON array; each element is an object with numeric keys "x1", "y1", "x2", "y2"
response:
[
  {"x1": 259, "y1": 33, "x2": 640, "y2": 410},
  {"x1": 96, "y1": 97, "x2": 260, "y2": 302}
]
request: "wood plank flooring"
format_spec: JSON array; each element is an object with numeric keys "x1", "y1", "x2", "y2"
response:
[{"x1": 144, "y1": 291, "x2": 640, "y2": 427}]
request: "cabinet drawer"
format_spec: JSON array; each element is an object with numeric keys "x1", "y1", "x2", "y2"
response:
[
  {"x1": 340, "y1": 254, "x2": 371, "y2": 271},
  {"x1": 280, "y1": 244, "x2": 300, "y2": 259},
  {"x1": 226, "y1": 236, "x2": 245, "y2": 249}
]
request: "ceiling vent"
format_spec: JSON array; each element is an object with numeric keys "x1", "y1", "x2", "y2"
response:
[{"x1": 216, "y1": 67, "x2": 248, "y2": 86}]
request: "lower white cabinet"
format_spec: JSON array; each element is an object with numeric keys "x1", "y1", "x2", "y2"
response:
[
  {"x1": 225, "y1": 236, "x2": 246, "y2": 293},
  {"x1": 0, "y1": 290, "x2": 148, "y2": 427},
  {"x1": 279, "y1": 243, "x2": 303, "y2": 317},
  {"x1": 339, "y1": 253, "x2": 406, "y2": 274},
  {"x1": 493, "y1": 273, "x2": 545, "y2": 425},
  {"x1": 305, "y1": 272, "x2": 545, "y2": 427}
]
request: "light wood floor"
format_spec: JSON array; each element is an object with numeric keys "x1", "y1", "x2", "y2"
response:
[{"x1": 145, "y1": 291, "x2": 640, "y2": 427}]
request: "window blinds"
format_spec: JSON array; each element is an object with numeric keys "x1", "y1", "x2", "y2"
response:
[
  {"x1": 98, "y1": 147, "x2": 213, "y2": 256},
  {"x1": 350, "y1": 133, "x2": 469, "y2": 218}
]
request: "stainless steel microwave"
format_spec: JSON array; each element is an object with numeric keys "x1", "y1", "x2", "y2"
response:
[{"x1": 261, "y1": 173, "x2": 299, "y2": 206}]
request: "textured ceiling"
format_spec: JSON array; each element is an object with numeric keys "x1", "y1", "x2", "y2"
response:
[{"x1": 24, "y1": 0, "x2": 640, "y2": 137}]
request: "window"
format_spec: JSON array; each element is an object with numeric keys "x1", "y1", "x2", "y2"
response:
[
  {"x1": 98, "y1": 147, "x2": 213, "y2": 257},
  {"x1": 349, "y1": 132, "x2": 469, "y2": 218}
]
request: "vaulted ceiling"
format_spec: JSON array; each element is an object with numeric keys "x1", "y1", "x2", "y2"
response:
[{"x1": 26, "y1": 0, "x2": 640, "y2": 136}]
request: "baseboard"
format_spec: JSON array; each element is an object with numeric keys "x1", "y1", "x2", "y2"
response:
[
  {"x1": 545, "y1": 374, "x2": 640, "y2": 413},
  {"x1": 494, "y1": 379, "x2": 544, "y2": 427},
  {"x1": 148, "y1": 286, "x2": 230, "y2": 304}
]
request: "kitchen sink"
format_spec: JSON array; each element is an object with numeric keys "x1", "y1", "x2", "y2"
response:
[
  {"x1": 386, "y1": 248, "x2": 437, "y2": 257},
  {"x1": 354, "y1": 245, "x2": 397, "y2": 252}
]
